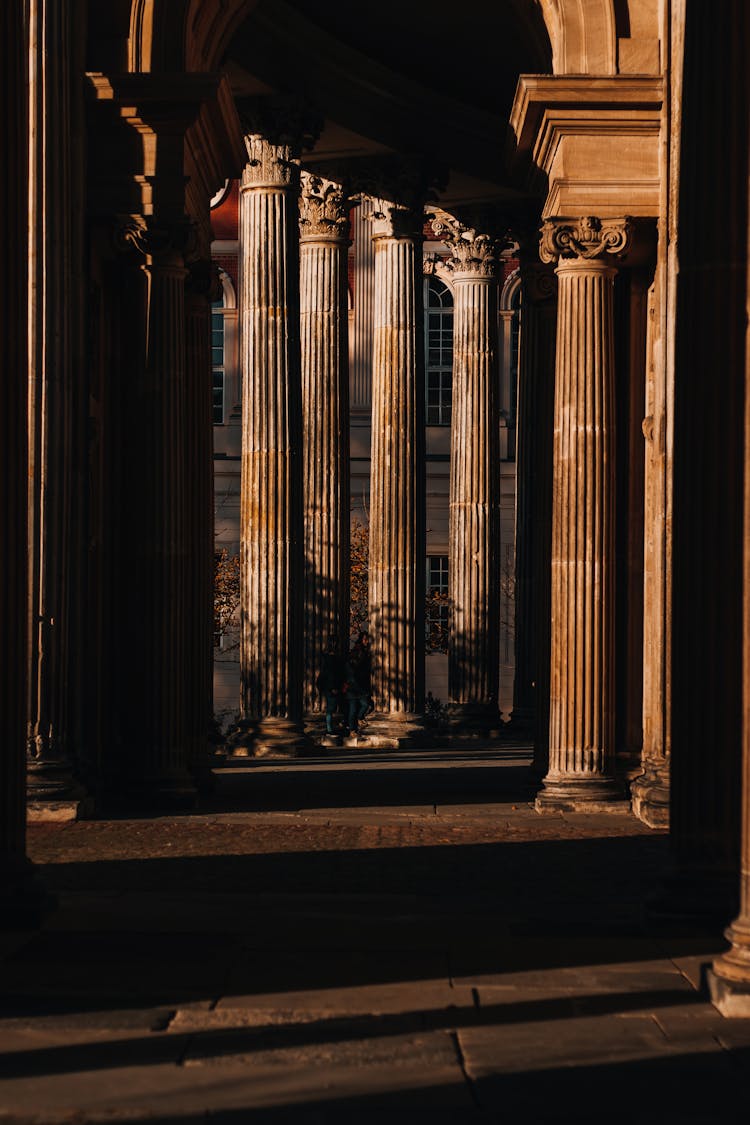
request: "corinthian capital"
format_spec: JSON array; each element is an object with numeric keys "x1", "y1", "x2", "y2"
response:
[
  {"x1": 429, "y1": 210, "x2": 506, "y2": 278},
  {"x1": 299, "y1": 174, "x2": 352, "y2": 241},
  {"x1": 539, "y1": 216, "x2": 632, "y2": 264},
  {"x1": 238, "y1": 97, "x2": 321, "y2": 190}
]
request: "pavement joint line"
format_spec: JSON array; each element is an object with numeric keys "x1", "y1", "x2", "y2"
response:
[
  {"x1": 450, "y1": 1028, "x2": 481, "y2": 1108},
  {"x1": 651, "y1": 1012, "x2": 669, "y2": 1039}
]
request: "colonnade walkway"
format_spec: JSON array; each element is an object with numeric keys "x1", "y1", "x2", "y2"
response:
[{"x1": 3, "y1": 748, "x2": 750, "y2": 1122}]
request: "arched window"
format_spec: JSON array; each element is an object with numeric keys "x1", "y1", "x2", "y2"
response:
[{"x1": 424, "y1": 276, "x2": 453, "y2": 426}]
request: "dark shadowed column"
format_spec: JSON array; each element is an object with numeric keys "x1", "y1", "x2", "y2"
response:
[
  {"x1": 26, "y1": 0, "x2": 88, "y2": 818},
  {"x1": 662, "y1": 0, "x2": 747, "y2": 926},
  {"x1": 512, "y1": 249, "x2": 557, "y2": 768},
  {"x1": 299, "y1": 173, "x2": 352, "y2": 719},
  {"x1": 2, "y1": 0, "x2": 46, "y2": 922},
  {"x1": 535, "y1": 217, "x2": 631, "y2": 813}
]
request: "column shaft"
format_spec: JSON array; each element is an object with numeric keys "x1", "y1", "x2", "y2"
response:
[
  {"x1": 185, "y1": 266, "x2": 214, "y2": 779},
  {"x1": 2, "y1": 0, "x2": 42, "y2": 919},
  {"x1": 26, "y1": 0, "x2": 85, "y2": 810},
  {"x1": 448, "y1": 275, "x2": 500, "y2": 719},
  {"x1": 133, "y1": 247, "x2": 193, "y2": 791},
  {"x1": 512, "y1": 259, "x2": 557, "y2": 759},
  {"x1": 369, "y1": 210, "x2": 425, "y2": 734},
  {"x1": 535, "y1": 218, "x2": 631, "y2": 812},
  {"x1": 236, "y1": 138, "x2": 308, "y2": 753},
  {"x1": 299, "y1": 176, "x2": 351, "y2": 716}
]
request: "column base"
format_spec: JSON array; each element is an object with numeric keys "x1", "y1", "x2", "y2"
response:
[
  {"x1": 361, "y1": 712, "x2": 425, "y2": 750},
  {"x1": 27, "y1": 756, "x2": 93, "y2": 822},
  {"x1": 708, "y1": 926, "x2": 750, "y2": 1015},
  {"x1": 226, "y1": 717, "x2": 313, "y2": 759},
  {"x1": 630, "y1": 764, "x2": 670, "y2": 829},
  {"x1": 535, "y1": 773, "x2": 626, "y2": 813},
  {"x1": 445, "y1": 703, "x2": 503, "y2": 738}
]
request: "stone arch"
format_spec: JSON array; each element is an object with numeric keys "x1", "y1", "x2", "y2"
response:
[
  {"x1": 538, "y1": 0, "x2": 660, "y2": 75},
  {"x1": 127, "y1": 0, "x2": 263, "y2": 73},
  {"x1": 500, "y1": 267, "x2": 522, "y2": 311}
]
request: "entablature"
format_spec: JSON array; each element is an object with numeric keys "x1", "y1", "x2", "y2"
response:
[{"x1": 509, "y1": 75, "x2": 663, "y2": 220}]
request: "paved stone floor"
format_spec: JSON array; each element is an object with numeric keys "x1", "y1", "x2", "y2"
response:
[{"x1": 2, "y1": 747, "x2": 750, "y2": 1123}]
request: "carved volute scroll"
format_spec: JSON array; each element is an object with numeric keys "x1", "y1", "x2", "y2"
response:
[{"x1": 539, "y1": 215, "x2": 633, "y2": 263}]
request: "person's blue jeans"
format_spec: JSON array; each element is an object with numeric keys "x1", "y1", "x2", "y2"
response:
[{"x1": 347, "y1": 694, "x2": 369, "y2": 733}]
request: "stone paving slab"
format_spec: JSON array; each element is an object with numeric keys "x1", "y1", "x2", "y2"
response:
[{"x1": 3, "y1": 755, "x2": 749, "y2": 1122}]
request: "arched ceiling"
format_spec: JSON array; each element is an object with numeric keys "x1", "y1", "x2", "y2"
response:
[{"x1": 224, "y1": 0, "x2": 553, "y2": 209}]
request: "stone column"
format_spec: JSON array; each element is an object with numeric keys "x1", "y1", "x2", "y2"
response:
[
  {"x1": 299, "y1": 174, "x2": 352, "y2": 719},
  {"x1": 234, "y1": 123, "x2": 312, "y2": 755},
  {"x1": 512, "y1": 252, "x2": 557, "y2": 769},
  {"x1": 26, "y1": 0, "x2": 87, "y2": 817},
  {"x1": 2, "y1": 0, "x2": 45, "y2": 920},
  {"x1": 185, "y1": 260, "x2": 215, "y2": 784},
  {"x1": 367, "y1": 193, "x2": 425, "y2": 744},
  {"x1": 663, "y1": 0, "x2": 746, "y2": 925},
  {"x1": 535, "y1": 217, "x2": 631, "y2": 813},
  {"x1": 430, "y1": 212, "x2": 503, "y2": 729},
  {"x1": 117, "y1": 220, "x2": 196, "y2": 799}
]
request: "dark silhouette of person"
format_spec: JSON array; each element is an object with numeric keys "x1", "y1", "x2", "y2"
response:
[
  {"x1": 346, "y1": 631, "x2": 373, "y2": 733},
  {"x1": 317, "y1": 636, "x2": 345, "y2": 735}
]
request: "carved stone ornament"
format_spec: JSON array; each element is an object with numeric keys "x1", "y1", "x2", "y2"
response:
[
  {"x1": 299, "y1": 173, "x2": 352, "y2": 241},
  {"x1": 242, "y1": 134, "x2": 301, "y2": 190},
  {"x1": 519, "y1": 260, "x2": 558, "y2": 304},
  {"x1": 114, "y1": 216, "x2": 195, "y2": 261},
  {"x1": 368, "y1": 197, "x2": 424, "y2": 240},
  {"x1": 539, "y1": 216, "x2": 633, "y2": 264},
  {"x1": 429, "y1": 211, "x2": 503, "y2": 278}
]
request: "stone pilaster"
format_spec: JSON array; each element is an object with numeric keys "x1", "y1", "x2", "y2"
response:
[
  {"x1": 185, "y1": 260, "x2": 215, "y2": 784},
  {"x1": 661, "y1": 0, "x2": 746, "y2": 926},
  {"x1": 367, "y1": 193, "x2": 426, "y2": 743},
  {"x1": 234, "y1": 124, "x2": 311, "y2": 755},
  {"x1": 430, "y1": 212, "x2": 503, "y2": 729},
  {"x1": 707, "y1": 1, "x2": 750, "y2": 1011},
  {"x1": 299, "y1": 174, "x2": 352, "y2": 718},
  {"x1": 631, "y1": 277, "x2": 670, "y2": 827},
  {"x1": 512, "y1": 251, "x2": 557, "y2": 770},
  {"x1": 26, "y1": 0, "x2": 87, "y2": 819},
  {"x1": 535, "y1": 217, "x2": 632, "y2": 812},
  {"x1": 2, "y1": 0, "x2": 47, "y2": 921},
  {"x1": 116, "y1": 219, "x2": 196, "y2": 800}
]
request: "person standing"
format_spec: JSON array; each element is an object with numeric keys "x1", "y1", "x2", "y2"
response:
[{"x1": 317, "y1": 637, "x2": 345, "y2": 736}]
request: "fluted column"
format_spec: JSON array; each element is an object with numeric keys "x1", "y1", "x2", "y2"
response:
[
  {"x1": 234, "y1": 126, "x2": 311, "y2": 755},
  {"x1": 431, "y1": 212, "x2": 502, "y2": 728},
  {"x1": 26, "y1": 0, "x2": 87, "y2": 815},
  {"x1": 367, "y1": 194, "x2": 425, "y2": 743},
  {"x1": 535, "y1": 217, "x2": 632, "y2": 812},
  {"x1": 513, "y1": 253, "x2": 557, "y2": 769},
  {"x1": 299, "y1": 174, "x2": 352, "y2": 717}
]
